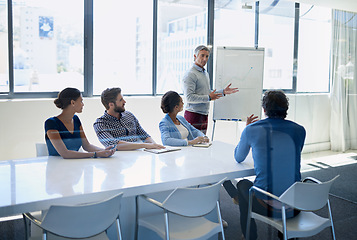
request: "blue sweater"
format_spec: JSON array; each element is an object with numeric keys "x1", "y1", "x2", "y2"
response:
[
  {"x1": 182, "y1": 64, "x2": 224, "y2": 115},
  {"x1": 159, "y1": 114, "x2": 205, "y2": 146},
  {"x1": 235, "y1": 118, "x2": 306, "y2": 197}
]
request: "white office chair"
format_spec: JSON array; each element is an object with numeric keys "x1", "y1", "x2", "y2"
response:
[
  {"x1": 36, "y1": 143, "x2": 85, "y2": 157},
  {"x1": 29, "y1": 143, "x2": 49, "y2": 238},
  {"x1": 36, "y1": 143, "x2": 48, "y2": 157},
  {"x1": 135, "y1": 178, "x2": 226, "y2": 240},
  {"x1": 246, "y1": 175, "x2": 339, "y2": 240},
  {"x1": 23, "y1": 193, "x2": 124, "y2": 240}
]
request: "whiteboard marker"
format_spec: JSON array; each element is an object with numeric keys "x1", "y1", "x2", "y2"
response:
[{"x1": 220, "y1": 119, "x2": 242, "y2": 121}]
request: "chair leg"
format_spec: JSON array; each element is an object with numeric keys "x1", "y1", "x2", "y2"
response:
[
  {"x1": 164, "y1": 212, "x2": 170, "y2": 240},
  {"x1": 327, "y1": 200, "x2": 336, "y2": 240},
  {"x1": 281, "y1": 206, "x2": 288, "y2": 240},
  {"x1": 216, "y1": 201, "x2": 225, "y2": 240},
  {"x1": 23, "y1": 214, "x2": 30, "y2": 240},
  {"x1": 116, "y1": 218, "x2": 122, "y2": 240},
  {"x1": 135, "y1": 196, "x2": 139, "y2": 240},
  {"x1": 331, "y1": 226, "x2": 336, "y2": 240}
]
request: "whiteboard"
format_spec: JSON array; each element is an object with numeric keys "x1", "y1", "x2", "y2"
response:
[{"x1": 213, "y1": 47, "x2": 264, "y2": 121}]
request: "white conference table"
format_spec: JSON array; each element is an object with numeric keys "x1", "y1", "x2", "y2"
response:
[{"x1": 0, "y1": 141, "x2": 255, "y2": 239}]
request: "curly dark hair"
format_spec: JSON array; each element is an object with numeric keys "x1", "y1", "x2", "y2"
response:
[
  {"x1": 161, "y1": 91, "x2": 181, "y2": 114},
  {"x1": 262, "y1": 90, "x2": 289, "y2": 119},
  {"x1": 54, "y1": 88, "x2": 81, "y2": 109}
]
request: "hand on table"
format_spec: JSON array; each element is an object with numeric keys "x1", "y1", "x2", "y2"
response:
[
  {"x1": 189, "y1": 136, "x2": 209, "y2": 145},
  {"x1": 96, "y1": 148, "x2": 116, "y2": 158},
  {"x1": 144, "y1": 143, "x2": 165, "y2": 149}
]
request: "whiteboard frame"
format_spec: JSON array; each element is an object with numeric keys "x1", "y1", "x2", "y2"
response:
[{"x1": 212, "y1": 46, "x2": 265, "y2": 121}]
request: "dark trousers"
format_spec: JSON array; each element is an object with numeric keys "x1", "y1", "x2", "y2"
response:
[
  {"x1": 223, "y1": 180, "x2": 238, "y2": 198},
  {"x1": 237, "y1": 179, "x2": 299, "y2": 240},
  {"x1": 184, "y1": 111, "x2": 208, "y2": 134}
]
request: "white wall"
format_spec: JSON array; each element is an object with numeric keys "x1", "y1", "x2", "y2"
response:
[
  {"x1": 0, "y1": 93, "x2": 330, "y2": 160},
  {"x1": 290, "y1": 94, "x2": 331, "y2": 152}
]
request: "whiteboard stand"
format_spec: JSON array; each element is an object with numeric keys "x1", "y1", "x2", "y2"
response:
[
  {"x1": 212, "y1": 47, "x2": 264, "y2": 137},
  {"x1": 211, "y1": 119, "x2": 242, "y2": 141}
]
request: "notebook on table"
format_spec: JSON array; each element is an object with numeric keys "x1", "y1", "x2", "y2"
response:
[
  {"x1": 144, "y1": 146, "x2": 181, "y2": 154},
  {"x1": 192, "y1": 142, "x2": 212, "y2": 148}
]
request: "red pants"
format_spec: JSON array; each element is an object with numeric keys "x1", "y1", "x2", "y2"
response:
[{"x1": 184, "y1": 111, "x2": 208, "y2": 134}]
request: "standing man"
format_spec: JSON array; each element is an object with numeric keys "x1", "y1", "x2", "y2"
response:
[
  {"x1": 182, "y1": 45, "x2": 239, "y2": 134},
  {"x1": 234, "y1": 90, "x2": 306, "y2": 240},
  {"x1": 94, "y1": 87, "x2": 164, "y2": 151},
  {"x1": 183, "y1": 45, "x2": 239, "y2": 228}
]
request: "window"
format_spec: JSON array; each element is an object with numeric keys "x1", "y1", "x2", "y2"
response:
[
  {"x1": 156, "y1": 0, "x2": 207, "y2": 94},
  {"x1": 12, "y1": 0, "x2": 84, "y2": 92},
  {"x1": 297, "y1": 4, "x2": 331, "y2": 92},
  {"x1": 259, "y1": 1, "x2": 295, "y2": 90},
  {"x1": 93, "y1": 0, "x2": 153, "y2": 95},
  {"x1": 0, "y1": 0, "x2": 334, "y2": 98},
  {"x1": 214, "y1": 1, "x2": 255, "y2": 48},
  {"x1": 0, "y1": 163, "x2": 11, "y2": 204},
  {"x1": 0, "y1": 3, "x2": 9, "y2": 93}
]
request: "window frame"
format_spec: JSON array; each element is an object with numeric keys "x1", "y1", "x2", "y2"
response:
[{"x1": 0, "y1": 0, "x2": 331, "y2": 99}]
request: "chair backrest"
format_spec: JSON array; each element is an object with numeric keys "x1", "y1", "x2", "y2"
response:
[
  {"x1": 36, "y1": 143, "x2": 48, "y2": 157},
  {"x1": 268, "y1": 129, "x2": 298, "y2": 197},
  {"x1": 279, "y1": 175, "x2": 339, "y2": 211},
  {"x1": 41, "y1": 192, "x2": 123, "y2": 238},
  {"x1": 161, "y1": 178, "x2": 226, "y2": 217}
]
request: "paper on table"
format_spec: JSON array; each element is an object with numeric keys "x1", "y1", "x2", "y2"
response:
[
  {"x1": 192, "y1": 142, "x2": 212, "y2": 148},
  {"x1": 144, "y1": 146, "x2": 181, "y2": 154}
]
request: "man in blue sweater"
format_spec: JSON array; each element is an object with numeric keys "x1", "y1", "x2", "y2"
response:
[{"x1": 235, "y1": 90, "x2": 306, "y2": 240}]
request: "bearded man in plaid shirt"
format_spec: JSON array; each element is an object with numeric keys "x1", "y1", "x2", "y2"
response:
[{"x1": 94, "y1": 87, "x2": 164, "y2": 151}]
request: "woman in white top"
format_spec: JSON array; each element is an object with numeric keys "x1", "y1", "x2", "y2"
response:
[{"x1": 159, "y1": 91, "x2": 209, "y2": 146}]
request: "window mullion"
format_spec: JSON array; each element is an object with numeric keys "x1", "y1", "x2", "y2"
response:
[
  {"x1": 84, "y1": 0, "x2": 94, "y2": 97},
  {"x1": 255, "y1": 1, "x2": 259, "y2": 48},
  {"x1": 152, "y1": 0, "x2": 158, "y2": 96},
  {"x1": 7, "y1": 0, "x2": 14, "y2": 97},
  {"x1": 292, "y1": 2, "x2": 300, "y2": 93},
  {"x1": 207, "y1": 0, "x2": 214, "y2": 88}
]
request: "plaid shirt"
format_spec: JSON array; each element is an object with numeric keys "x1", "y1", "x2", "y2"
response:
[{"x1": 93, "y1": 111, "x2": 150, "y2": 147}]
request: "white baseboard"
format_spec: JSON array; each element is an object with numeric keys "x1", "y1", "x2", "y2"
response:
[{"x1": 302, "y1": 142, "x2": 331, "y2": 154}]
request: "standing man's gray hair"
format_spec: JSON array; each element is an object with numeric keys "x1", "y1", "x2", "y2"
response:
[{"x1": 194, "y1": 45, "x2": 211, "y2": 56}]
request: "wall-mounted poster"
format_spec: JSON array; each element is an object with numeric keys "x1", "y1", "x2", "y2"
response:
[{"x1": 39, "y1": 16, "x2": 54, "y2": 39}]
